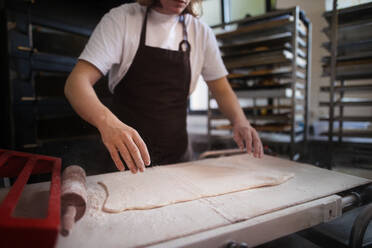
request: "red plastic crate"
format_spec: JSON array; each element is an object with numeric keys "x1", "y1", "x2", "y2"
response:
[{"x1": 0, "y1": 149, "x2": 61, "y2": 248}]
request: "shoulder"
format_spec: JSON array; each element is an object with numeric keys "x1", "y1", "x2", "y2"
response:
[{"x1": 185, "y1": 14, "x2": 215, "y2": 38}]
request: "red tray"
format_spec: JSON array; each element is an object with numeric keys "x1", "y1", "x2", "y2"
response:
[{"x1": 0, "y1": 149, "x2": 61, "y2": 248}]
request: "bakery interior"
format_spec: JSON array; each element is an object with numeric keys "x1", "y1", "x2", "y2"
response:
[{"x1": 1, "y1": 0, "x2": 372, "y2": 247}]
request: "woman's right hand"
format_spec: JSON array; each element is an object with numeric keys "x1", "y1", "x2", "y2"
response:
[{"x1": 97, "y1": 110, "x2": 151, "y2": 173}]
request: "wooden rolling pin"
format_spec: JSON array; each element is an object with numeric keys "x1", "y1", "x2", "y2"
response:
[{"x1": 60, "y1": 165, "x2": 87, "y2": 236}]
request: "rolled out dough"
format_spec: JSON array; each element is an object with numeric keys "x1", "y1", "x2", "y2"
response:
[{"x1": 98, "y1": 155, "x2": 294, "y2": 213}]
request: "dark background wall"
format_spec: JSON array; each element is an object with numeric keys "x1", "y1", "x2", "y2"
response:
[{"x1": 0, "y1": 0, "x2": 134, "y2": 174}]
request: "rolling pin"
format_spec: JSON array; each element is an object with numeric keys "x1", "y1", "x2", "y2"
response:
[{"x1": 60, "y1": 165, "x2": 87, "y2": 236}]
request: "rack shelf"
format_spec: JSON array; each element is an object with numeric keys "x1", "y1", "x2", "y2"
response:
[
  {"x1": 208, "y1": 6, "x2": 311, "y2": 159},
  {"x1": 323, "y1": 2, "x2": 372, "y2": 24},
  {"x1": 321, "y1": 130, "x2": 372, "y2": 138},
  {"x1": 320, "y1": 116, "x2": 372, "y2": 122},
  {"x1": 320, "y1": 101, "x2": 372, "y2": 107},
  {"x1": 320, "y1": 84, "x2": 372, "y2": 92}
]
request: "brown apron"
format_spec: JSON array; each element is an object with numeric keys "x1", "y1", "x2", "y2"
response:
[{"x1": 112, "y1": 8, "x2": 192, "y2": 166}]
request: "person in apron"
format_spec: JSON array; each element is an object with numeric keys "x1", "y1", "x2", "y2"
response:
[{"x1": 65, "y1": 0, "x2": 263, "y2": 174}]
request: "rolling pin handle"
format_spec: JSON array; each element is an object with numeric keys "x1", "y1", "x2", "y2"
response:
[{"x1": 61, "y1": 205, "x2": 77, "y2": 237}]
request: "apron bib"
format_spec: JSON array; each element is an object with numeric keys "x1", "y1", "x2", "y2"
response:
[{"x1": 112, "y1": 8, "x2": 191, "y2": 166}]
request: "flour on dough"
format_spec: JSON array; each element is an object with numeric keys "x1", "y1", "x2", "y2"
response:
[{"x1": 98, "y1": 155, "x2": 294, "y2": 213}]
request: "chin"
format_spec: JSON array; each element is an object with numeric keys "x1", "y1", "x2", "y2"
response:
[
  {"x1": 162, "y1": 5, "x2": 184, "y2": 14},
  {"x1": 155, "y1": 1, "x2": 187, "y2": 15},
  {"x1": 171, "y1": 8, "x2": 184, "y2": 14}
]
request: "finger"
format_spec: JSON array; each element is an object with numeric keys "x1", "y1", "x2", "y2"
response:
[
  {"x1": 260, "y1": 145, "x2": 264, "y2": 158},
  {"x1": 122, "y1": 134, "x2": 145, "y2": 172},
  {"x1": 253, "y1": 129, "x2": 264, "y2": 158},
  {"x1": 252, "y1": 131, "x2": 261, "y2": 158},
  {"x1": 259, "y1": 140, "x2": 264, "y2": 158},
  {"x1": 132, "y1": 132, "x2": 151, "y2": 166},
  {"x1": 243, "y1": 129, "x2": 253, "y2": 155},
  {"x1": 116, "y1": 141, "x2": 138, "y2": 173},
  {"x1": 233, "y1": 131, "x2": 244, "y2": 150},
  {"x1": 107, "y1": 145, "x2": 125, "y2": 171}
]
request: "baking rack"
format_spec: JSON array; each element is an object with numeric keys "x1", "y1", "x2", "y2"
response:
[
  {"x1": 320, "y1": 1, "x2": 372, "y2": 167},
  {"x1": 208, "y1": 6, "x2": 312, "y2": 160},
  {"x1": 4, "y1": 0, "x2": 113, "y2": 150}
]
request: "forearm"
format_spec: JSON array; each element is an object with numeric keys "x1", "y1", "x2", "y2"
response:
[
  {"x1": 207, "y1": 77, "x2": 248, "y2": 125},
  {"x1": 64, "y1": 63, "x2": 112, "y2": 130},
  {"x1": 207, "y1": 76, "x2": 263, "y2": 157}
]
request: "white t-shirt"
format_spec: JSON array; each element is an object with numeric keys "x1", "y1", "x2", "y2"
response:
[{"x1": 79, "y1": 3, "x2": 228, "y2": 94}]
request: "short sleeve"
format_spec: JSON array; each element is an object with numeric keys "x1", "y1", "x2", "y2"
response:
[
  {"x1": 79, "y1": 9, "x2": 125, "y2": 75},
  {"x1": 201, "y1": 27, "x2": 228, "y2": 81}
]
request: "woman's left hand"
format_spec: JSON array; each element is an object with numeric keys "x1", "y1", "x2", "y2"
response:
[{"x1": 233, "y1": 120, "x2": 264, "y2": 158}]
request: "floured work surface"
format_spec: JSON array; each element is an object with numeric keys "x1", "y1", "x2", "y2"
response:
[
  {"x1": 55, "y1": 155, "x2": 370, "y2": 248},
  {"x1": 1, "y1": 155, "x2": 369, "y2": 248},
  {"x1": 98, "y1": 156, "x2": 294, "y2": 213}
]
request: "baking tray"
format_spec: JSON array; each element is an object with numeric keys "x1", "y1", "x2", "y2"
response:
[
  {"x1": 321, "y1": 130, "x2": 372, "y2": 138},
  {"x1": 224, "y1": 50, "x2": 306, "y2": 70},
  {"x1": 322, "y1": 39, "x2": 372, "y2": 57},
  {"x1": 320, "y1": 116, "x2": 372, "y2": 122},
  {"x1": 322, "y1": 61, "x2": 372, "y2": 80},
  {"x1": 233, "y1": 88, "x2": 304, "y2": 99},
  {"x1": 220, "y1": 32, "x2": 291, "y2": 52},
  {"x1": 323, "y1": 19, "x2": 372, "y2": 44},
  {"x1": 217, "y1": 15, "x2": 294, "y2": 40},
  {"x1": 320, "y1": 84, "x2": 372, "y2": 92},
  {"x1": 220, "y1": 32, "x2": 306, "y2": 52},
  {"x1": 228, "y1": 66, "x2": 305, "y2": 81},
  {"x1": 212, "y1": 123, "x2": 303, "y2": 134},
  {"x1": 322, "y1": 52, "x2": 372, "y2": 63},
  {"x1": 320, "y1": 101, "x2": 372, "y2": 107},
  {"x1": 324, "y1": 2, "x2": 372, "y2": 25},
  {"x1": 33, "y1": 26, "x2": 88, "y2": 58}
]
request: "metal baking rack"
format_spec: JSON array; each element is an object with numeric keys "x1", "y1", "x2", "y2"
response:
[
  {"x1": 320, "y1": 1, "x2": 372, "y2": 166},
  {"x1": 208, "y1": 6, "x2": 312, "y2": 160},
  {"x1": 4, "y1": 0, "x2": 112, "y2": 150}
]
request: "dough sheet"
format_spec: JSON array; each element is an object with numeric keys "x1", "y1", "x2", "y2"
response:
[{"x1": 98, "y1": 155, "x2": 294, "y2": 213}]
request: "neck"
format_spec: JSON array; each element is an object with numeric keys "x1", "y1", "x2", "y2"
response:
[
  {"x1": 153, "y1": 8, "x2": 174, "y2": 15},
  {"x1": 152, "y1": 6, "x2": 184, "y2": 16}
]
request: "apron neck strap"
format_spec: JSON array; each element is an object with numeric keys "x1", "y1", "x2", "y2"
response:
[
  {"x1": 139, "y1": 7, "x2": 151, "y2": 46},
  {"x1": 178, "y1": 14, "x2": 191, "y2": 53},
  {"x1": 140, "y1": 7, "x2": 191, "y2": 53}
]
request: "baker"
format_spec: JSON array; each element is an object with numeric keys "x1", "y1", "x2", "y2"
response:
[{"x1": 64, "y1": 0, "x2": 263, "y2": 174}]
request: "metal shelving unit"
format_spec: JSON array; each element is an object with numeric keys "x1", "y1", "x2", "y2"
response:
[
  {"x1": 208, "y1": 6, "x2": 312, "y2": 160},
  {"x1": 4, "y1": 0, "x2": 118, "y2": 150},
  {"x1": 320, "y1": 1, "x2": 372, "y2": 156}
]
